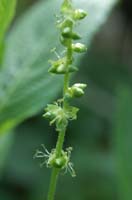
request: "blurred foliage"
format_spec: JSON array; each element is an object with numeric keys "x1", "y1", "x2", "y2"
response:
[
  {"x1": 0, "y1": 0, "x2": 16, "y2": 64},
  {"x1": 115, "y1": 86, "x2": 132, "y2": 200},
  {"x1": 0, "y1": 0, "x2": 16, "y2": 43},
  {"x1": 1, "y1": 0, "x2": 132, "y2": 200}
]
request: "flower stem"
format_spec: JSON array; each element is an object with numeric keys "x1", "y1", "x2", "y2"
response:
[
  {"x1": 56, "y1": 128, "x2": 66, "y2": 157},
  {"x1": 47, "y1": 40, "x2": 72, "y2": 200},
  {"x1": 47, "y1": 168, "x2": 59, "y2": 200}
]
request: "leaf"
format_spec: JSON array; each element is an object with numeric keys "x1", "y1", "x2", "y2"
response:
[
  {"x1": 0, "y1": 0, "x2": 16, "y2": 60},
  {"x1": 0, "y1": 0, "x2": 16, "y2": 41},
  {"x1": 0, "y1": 42, "x2": 5, "y2": 64},
  {"x1": 0, "y1": 0, "x2": 118, "y2": 133},
  {"x1": 114, "y1": 86, "x2": 132, "y2": 200}
]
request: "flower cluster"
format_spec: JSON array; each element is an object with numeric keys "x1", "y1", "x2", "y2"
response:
[
  {"x1": 34, "y1": 145, "x2": 76, "y2": 177},
  {"x1": 49, "y1": 0, "x2": 87, "y2": 75},
  {"x1": 43, "y1": 102, "x2": 79, "y2": 131}
]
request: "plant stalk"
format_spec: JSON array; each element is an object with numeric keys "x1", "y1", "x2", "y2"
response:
[
  {"x1": 47, "y1": 168, "x2": 59, "y2": 200},
  {"x1": 47, "y1": 39, "x2": 72, "y2": 200}
]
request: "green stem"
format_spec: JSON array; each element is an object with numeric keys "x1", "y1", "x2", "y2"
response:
[
  {"x1": 63, "y1": 39, "x2": 72, "y2": 107},
  {"x1": 47, "y1": 168, "x2": 60, "y2": 200},
  {"x1": 56, "y1": 128, "x2": 66, "y2": 157},
  {"x1": 47, "y1": 39, "x2": 72, "y2": 200},
  {"x1": 63, "y1": 73, "x2": 69, "y2": 94},
  {"x1": 47, "y1": 128, "x2": 66, "y2": 200}
]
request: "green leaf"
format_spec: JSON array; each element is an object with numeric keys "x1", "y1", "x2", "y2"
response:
[
  {"x1": 0, "y1": 0, "x2": 16, "y2": 61},
  {"x1": 0, "y1": 42, "x2": 5, "y2": 64},
  {"x1": 115, "y1": 86, "x2": 132, "y2": 200},
  {"x1": 0, "y1": 0, "x2": 16, "y2": 41},
  {"x1": 0, "y1": 0, "x2": 118, "y2": 133}
]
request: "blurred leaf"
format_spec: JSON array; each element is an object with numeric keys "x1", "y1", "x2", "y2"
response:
[
  {"x1": 0, "y1": 42, "x2": 5, "y2": 64},
  {"x1": 0, "y1": 0, "x2": 118, "y2": 133},
  {"x1": 0, "y1": 0, "x2": 16, "y2": 63},
  {"x1": 81, "y1": 52, "x2": 132, "y2": 93},
  {"x1": 0, "y1": 0, "x2": 16, "y2": 41},
  {"x1": 115, "y1": 86, "x2": 132, "y2": 200}
]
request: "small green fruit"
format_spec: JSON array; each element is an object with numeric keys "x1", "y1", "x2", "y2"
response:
[
  {"x1": 68, "y1": 83, "x2": 87, "y2": 98},
  {"x1": 71, "y1": 32, "x2": 81, "y2": 40},
  {"x1": 73, "y1": 83, "x2": 87, "y2": 89},
  {"x1": 73, "y1": 9, "x2": 87, "y2": 20},
  {"x1": 62, "y1": 28, "x2": 81, "y2": 40},
  {"x1": 72, "y1": 87, "x2": 84, "y2": 97},
  {"x1": 57, "y1": 64, "x2": 67, "y2": 74},
  {"x1": 72, "y1": 43, "x2": 87, "y2": 53},
  {"x1": 48, "y1": 150, "x2": 68, "y2": 169},
  {"x1": 62, "y1": 27, "x2": 72, "y2": 38}
]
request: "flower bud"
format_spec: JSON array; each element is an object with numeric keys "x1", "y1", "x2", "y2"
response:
[
  {"x1": 60, "y1": 18, "x2": 73, "y2": 30},
  {"x1": 56, "y1": 64, "x2": 67, "y2": 74},
  {"x1": 62, "y1": 27, "x2": 72, "y2": 38},
  {"x1": 48, "y1": 150, "x2": 68, "y2": 169},
  {"x1": 72, "y1": 43, "x2": 87, "y2": 53},
  {"x1": 73, "y1": 9, "x2": 87, "y2": 20},
  {"x1": 72, "y1": 87, "x2": 84, "y2": 97},
  {"x1": 73, "y1": 83, "x2": 87, "y2": 89},
  {"x1": 43, "y1": 104, "x2": 62, "y2": 121},
  {"x1": 68, "y1": 83, "x2": 87, "y2": 98},
  {"x1": 61, "y1": 28, "x2": 81, "y2": 40},
  {"x1": 71, "y1": 32, "x2": 81, "y2": 40},
  {"x1": 49, "y1": 65, "x2": 65, "y2": 74},
  {"x1": 57, "y1": 65, "x2": 78, "y2": 74},
  {"x1": 52, "y1": 156, "x2": 67, "y2": 168},
  {"x1": 49, "y1": 63, "x2": 77, "y2": 74},
  {"x1": 49, "y1": 57, "x2": 67, "y2": 74}
]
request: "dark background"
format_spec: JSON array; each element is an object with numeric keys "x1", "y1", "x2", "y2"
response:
[{"x1": 1, "y1": 0, "x2": 132, "y2": 199}]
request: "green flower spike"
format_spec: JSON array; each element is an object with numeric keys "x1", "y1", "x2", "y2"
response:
[{"x1": 35, "y1": 0, "x2": 87, "y2": 199}]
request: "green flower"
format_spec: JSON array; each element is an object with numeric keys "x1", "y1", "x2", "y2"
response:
[{"x1": 43, "y1": 103, "x2": 79, "y2": 131}]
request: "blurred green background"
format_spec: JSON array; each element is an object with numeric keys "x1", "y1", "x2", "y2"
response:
[{"x1": 0, "y1": 0, "x2": 132, "y2": 200}]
